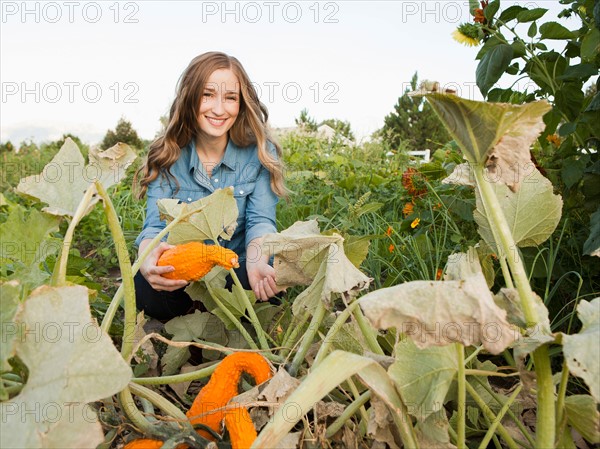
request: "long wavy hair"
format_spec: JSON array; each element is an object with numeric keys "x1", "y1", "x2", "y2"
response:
[{"x1": 135, "y1": 52, "x2": 286, "y2": 199}]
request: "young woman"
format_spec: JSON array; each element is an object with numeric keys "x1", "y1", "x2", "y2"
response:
[{"x1": 134, "y1": 52, "x2": 286, "y2": 320}]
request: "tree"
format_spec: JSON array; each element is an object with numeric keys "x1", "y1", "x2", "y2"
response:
[
  {"x1": 295, "y1": 108, "x2": 318, "y2": 132},
  {"x1": 319, "y1": 118, "x2": 354, "y2": 141},
  {"x1": 381, "y1": 72, "x2": 450, "y2": 151},
  {"x1": 101, "y1": 117, "x2": 143, "y2": 150}
]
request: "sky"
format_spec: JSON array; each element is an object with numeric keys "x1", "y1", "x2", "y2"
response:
[{"x1": 1, "y1": 0, "x2": 573, "y2": 145}]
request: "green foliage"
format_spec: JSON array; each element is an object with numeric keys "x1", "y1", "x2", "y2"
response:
[
  {"x1": 381, "y1": 72, "x2": 451, "y2": 151},
  {"x1": 319, "y1": 118, "x2": 355, "y2": 141},
  {"x1": 101, "y1": 117, "x2": 144, "y2": 150},
  {"x1": 294, "y1": 108, "x2": 318, "y2": 132}
]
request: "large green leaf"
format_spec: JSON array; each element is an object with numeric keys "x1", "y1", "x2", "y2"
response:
[
  {"x1": 388, "y1": 338, "x2": 457, "y2": 420},
  {"x1": 539, "y1": 22, "x2": 575, "y2": 40},
  {"x1": 474, "y1": 168, "x2": 563, "y2": 251},
  {"x1": 564, "y1": 395, "x2": 600, "y2": 444},
  {"x1": 15, "y1": 138, "x2": 136, "y2": 217},
  {"x1": 476, "y1": 43, "x2": 514, "y2": 97},
  {"x1": 158, "y1": 188, "x2": 238, "y2": 244},
  {"x1": 410, "y1": 92, "x2": 551, "y2": 191},
  {"x1": 516, "y1": 8, "x2": 547, "y2": 22},
  {"x1": 0, "y1": 285, "x2": 132, "y2": 448},
  {"x1": 562, "y1": 298, "x2": 600, "y2": 403},
  {"x1": 0, "y1": 281, "x2": 23, "y2": 372}
]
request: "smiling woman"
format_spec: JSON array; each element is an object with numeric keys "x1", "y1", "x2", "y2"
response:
[{"x1": 133, "y1": 51, "x2": 287, "y2": 321}]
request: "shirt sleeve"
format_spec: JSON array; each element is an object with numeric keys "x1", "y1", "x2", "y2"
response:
[
  {"x1": 135, "y1": 175, "x2": 173, "y2": 247},
  {"x1": 244, "y1": 144, "x2": 279, "y2": 249}
]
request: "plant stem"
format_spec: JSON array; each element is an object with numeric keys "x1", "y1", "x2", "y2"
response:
[
  {"x1": 472, "y1": 165, "x2": 555, "y2": 448},
  {"x1": 281, "y1": 310, "x2": 310, "y2": 356},
  {"x1": 325, "y1": 391, "x2": 371, "y2": 438},
  {"x1": 118, "y1": 387, "x2": 155, "y2": 434},
  {"x1": 478, "y1": 385, "x2": 523, "y2": 449},
  {"x1": 50, "y1": 184, "x2": 97, "y2": 286},
  {"x1": 313, "y1": 301, "x2": 359, "y2": 366},
  {"x1": 465, "y1": 382, "x2": 520, "y2": 449},
  {"x1": 95, "y1": 181, "x2": 136, "y2": 360},
  {"x1": 205, "y1": 283, "x2": 258, "y2": 350},
  {"x1": 352, "y1": 302, "x2": 384, "y2": 355},
  {"x1": 229, "y1": 268, "x2": 269, "y2": 350},
  {"x1": 128, "y1": 382, "x2": 192, "y2": 431},
  {"x1": 289, "y1": 301, "x2": 327, "y2": 376},
  {"x1": 499, "y1": 256, "x2": 514, "y2": 289},
  {"x1": 456, "y1": 344, "x2": 466, "y2": 449},
  {"x1": 132, "y1": 363, "x2": 218, "y2": 385}
]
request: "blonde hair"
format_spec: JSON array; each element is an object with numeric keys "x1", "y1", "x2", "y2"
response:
[{"x1": 135, "y1": 51, "x2": 286, "y2": 199}]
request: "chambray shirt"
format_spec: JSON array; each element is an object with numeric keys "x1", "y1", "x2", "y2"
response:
[{"x1": 135, "y1": 139, "x2": 278, "y2": 261}]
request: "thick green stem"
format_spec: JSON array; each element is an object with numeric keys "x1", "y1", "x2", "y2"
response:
[
  {"x1": 499, "y1": 256, "x2": 514, "y2": 289},
  {"x1": 95, "y1": 181, "x2": 136, "y2": 360},
  {"x1": 456, "y1": 344, "x2": 466, "y2": 449},
  {"x1": 478, "y1": 385, "x2": 523, "y2": 449},
  {"x1": 465, "y1": 382, "x2": 520, "y2": 449},
  {"x1": 473, "y1": 165, "x2": 555, "y2": 447},
  {"x1": 128, "y1": 382, "x2": 192, "y2": 431},
  {"x1": 229, "y1": 268, "x2": 269, "y2": 350},
  {"x1": 132, "y1": 363, "x2": 218, "y2": 385},
  {"x1": 281, "y1": 310, "x2": 310, "y2": 356},
  {"x1": 51, "y1": 184, "x2": 97, "y2": 286},
  {"x1": 205, "y1": 282, "x2": 258, "y2": 350},
  {"x1": 325, "y1": 391, "x2": 371, "y2": 438},
  {"x1": 314, "y1": 301, "x2": 359, "y2": 366},
  {"x1": 346, "y1": 377, "x2": 370, "y2": 429},
  {"x1": 118, "y1": 387, "x2": 155, "y2": 434},
  {"x1": 352, "y1": 302, "x2": 384, "y2": 355},
  {"x1": 289, "y1": 301, "x2": 327, "y2": 376}
]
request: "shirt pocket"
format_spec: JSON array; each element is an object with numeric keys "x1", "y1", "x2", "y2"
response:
[{"x1": 233, "y1": 182, "x2": 255, "y2": 218}]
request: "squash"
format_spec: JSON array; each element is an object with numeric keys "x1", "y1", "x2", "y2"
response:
[{"x1": 157, "y1": 242, "x2": 239, "y2": 281}]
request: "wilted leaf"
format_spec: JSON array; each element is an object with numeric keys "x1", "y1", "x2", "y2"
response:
[
  {"x1": 15, "y1": 138, "x2": 136, "y2": 216},
  {"x1": 564, "y1": 395, "x2": 600, "y2": 443},
  {"x1": 389, "y1": 338, "x2": 457, "y2": 420},
  {"x1": 474, "y1": 168, "x2": 562, "y2": 251},
  {"x1": 414, "y1": 409, "x2": 456, "y2": 448},
  {"x1": 0, "y1": 285, "x2": 132, "y2": 448},
  {"x1": 410, "y1": 93, "x2": 551, "y2": 191},
  {"x1": 367, "y1": 395, "x2": 401, "y2": 449},
  {"x1": 359, "y1": 271, "x2": 518, "y2": 354},
  {"x1": 158, "y1": 188, "x2": 238, "y2": 244},
  {"x1": 562, "y1": 298, "x2": 600, "y2": 403},
  {"x1": 259, "y1": 368, "x2": 301, "y2": 407},
  {"x1": 442, "y1": 163, "x2": 475, "y2": 187}
]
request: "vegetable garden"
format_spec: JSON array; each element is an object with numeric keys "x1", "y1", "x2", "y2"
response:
[{"x1": 1, "y1": 0, "x2": 599, "y2": 448}]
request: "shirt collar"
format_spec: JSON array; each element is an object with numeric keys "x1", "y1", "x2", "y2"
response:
[{"x1": 187, "y1": 138, "x2": 238, "y2": 173}]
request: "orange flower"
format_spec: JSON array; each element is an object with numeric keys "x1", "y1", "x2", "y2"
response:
[
  {"x1": 436, "y1": 268, "x2": 443, "y2": 280},
  {"x1": 546, "y1": 134, "x2": 561, "y2": 146},
  {"x1": 388, "y1": 244, "x2": 395, "y2": 253},
  {"x1": 385, "y1": 226, "x2": 393, "y2": 237},
  {"x1": 411, "y1": 218, "x2": 421, "y2": 229},
  {"x1": 402, "y1": 202, "x2": 414, "y2": 217},
  {"x1": 474, "y1": 8, "x2": 485, "y2": 23},
  {"x1": 401, "y1": 168, "x2": 428, "y2": 197}
]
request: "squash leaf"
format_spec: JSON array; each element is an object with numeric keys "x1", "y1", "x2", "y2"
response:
[
  {"x1": 0, "y1": 285, "x2": 132, "y2": 448},
  {"x1": 562, "y1": 298, "x2": 600, "y2": 403},
  {"x1": 15, "y1": 138, "x2": 136, "y2": 217},
  {"x1": 409, "y1": 91, "x2": 551, "y2": 191}
]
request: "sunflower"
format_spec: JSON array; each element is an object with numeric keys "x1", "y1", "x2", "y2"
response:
[{"x1": 452, "y1": 23, "x2": 482, "y2": 47}]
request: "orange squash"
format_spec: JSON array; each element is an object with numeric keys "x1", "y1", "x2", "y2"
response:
[{"x1": 157, "y1": 242, "x2": 239, "y2": 281}]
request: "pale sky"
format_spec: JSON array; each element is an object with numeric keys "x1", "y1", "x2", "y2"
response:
[{"x1": 1, "y1": 0, "x2": 573, "y2": 145}]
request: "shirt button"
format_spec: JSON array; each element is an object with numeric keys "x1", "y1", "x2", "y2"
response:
[
  {"x1": 187, "y1": 198, "x2": 192, "y2": 202},
  {"x1": 239, "y1": 190, "x2": 244, "y2": 194},
  {"x1": 214, "y1": 178, "x2": 219, "y2": 182}
]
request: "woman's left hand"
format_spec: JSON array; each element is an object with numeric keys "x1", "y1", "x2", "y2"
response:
[{"x1": 247, "y1": 259, "x2": 281, "y2": 301}]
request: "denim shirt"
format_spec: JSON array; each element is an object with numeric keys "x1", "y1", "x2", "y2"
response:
[{"x1": 136, "y1": 139, "x2": 279, "y2": 261}]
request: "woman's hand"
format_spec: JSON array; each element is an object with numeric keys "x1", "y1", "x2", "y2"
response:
[
  {"x1": 139, "y1": 241, "x2": 189, "y2": 291},
  {"x1": 246, "y1": 237, "x2": 285, "y2": 301}
]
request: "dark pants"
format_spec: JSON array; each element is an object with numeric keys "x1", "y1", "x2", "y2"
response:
[{"x1": 135, "y1": 265, "x2": 251, "y2": 321}]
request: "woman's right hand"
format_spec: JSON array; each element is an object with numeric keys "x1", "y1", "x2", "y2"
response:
[{"x1": 139, "y1": 241, "x2": 189, "y2": 291}]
